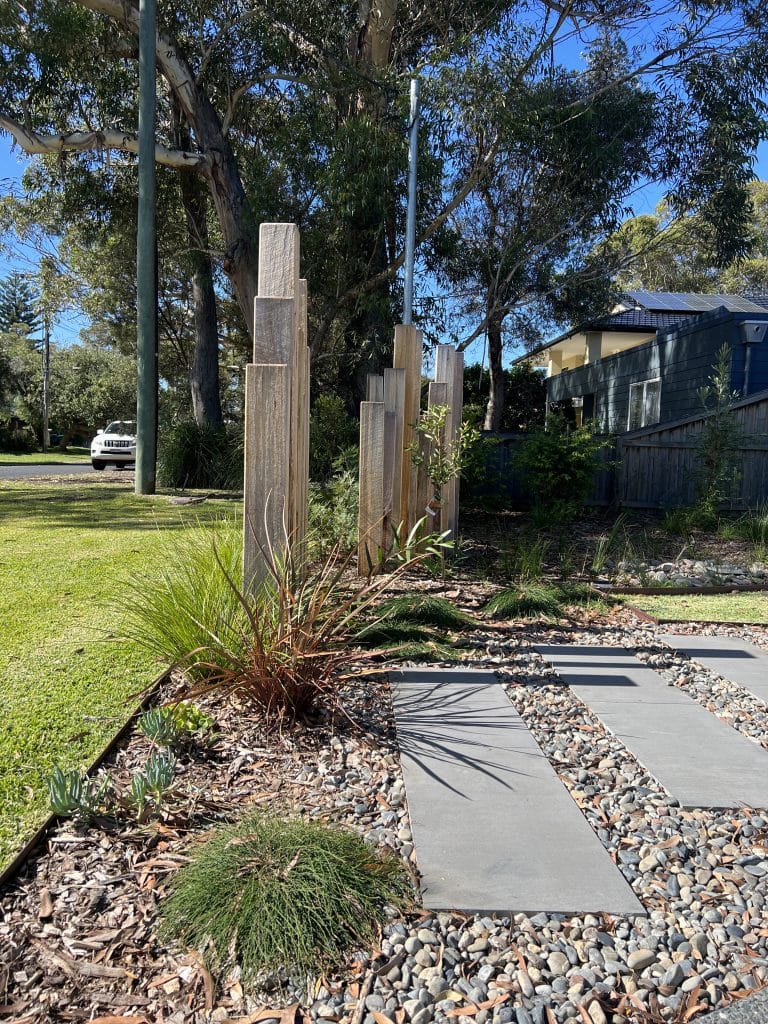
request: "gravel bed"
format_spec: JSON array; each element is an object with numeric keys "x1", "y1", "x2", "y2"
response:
[{"x1": 2, "y1": 616, "x2": 768, "y2": 1023}]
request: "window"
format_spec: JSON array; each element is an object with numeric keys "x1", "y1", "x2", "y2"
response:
[{"x1": 628, "y1": 378, "x2": 661, "y2": 430}]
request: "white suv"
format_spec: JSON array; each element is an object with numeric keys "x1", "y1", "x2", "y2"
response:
[{"x1": 91, "y1": 420, "x2": 137, "y2": 470}]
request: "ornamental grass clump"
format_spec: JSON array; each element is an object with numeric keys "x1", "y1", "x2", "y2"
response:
[
  {"x1": 160, "y1": 813, "x2": 410, "y2": 986},
  {"x1": 121, "y1": 522, "x2": 444, "y2": 725}
]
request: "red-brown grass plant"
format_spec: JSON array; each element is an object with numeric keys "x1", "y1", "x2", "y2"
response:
[{"x1": 122, "y1": 520, "x2": 443, "y2": 727}]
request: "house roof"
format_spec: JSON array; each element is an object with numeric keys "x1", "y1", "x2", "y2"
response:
[
  {"x1": 623, "y1": 290, "x2": 768, "y2": 314},
  {"x1": 515, "y1": 290, "x2": 768, "y2": 367},
  {"x1": 582, "y1": 309, "x2": 697, "y2": 332}
]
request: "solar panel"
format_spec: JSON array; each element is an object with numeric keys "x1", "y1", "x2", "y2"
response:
[{"x1": 625, "y1": 290, "x2": 768, "y2": 314}]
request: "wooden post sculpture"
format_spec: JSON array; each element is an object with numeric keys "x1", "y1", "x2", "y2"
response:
[
  {"x1": 243, "y1": 223, "x2": 310, "y2": 590},
  {"x1": 356, "y1": 331, "x2": 465, "y2": 574}
]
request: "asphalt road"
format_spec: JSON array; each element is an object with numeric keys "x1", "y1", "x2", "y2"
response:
[{"x1": 0, "y1": 463, "x2": 134, "y2": 480}]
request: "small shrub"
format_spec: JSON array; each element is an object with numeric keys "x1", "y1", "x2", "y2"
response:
[
  {"x1": 308, "y1": 468, "x2": 359, "y2": 557},
  {"x1": 663, "y1": 505, "x2": 718, "y2": 535},
  {"x1": 309, "y1": 394, "x2": 358, "y2": 483},
  {"x1": 157, "y1": 420, "x2": 243, "y2": 490},
  {"x1": 0, "y1": 417, "x2": 36, "y2": 453},
  {"x1": 160, "y1": 812, "x2": 410, "y2": 985},
  {"x1": 515, "y1": 414, "x2": 611, "y2": 521}
]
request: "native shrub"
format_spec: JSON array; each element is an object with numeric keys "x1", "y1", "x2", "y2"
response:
[
  {"x1": 160, "y1": 812, "x2": 410, "y2": 985},
  {"x1": 515, "y1": 414, "x2": 610, "y2": 521}
]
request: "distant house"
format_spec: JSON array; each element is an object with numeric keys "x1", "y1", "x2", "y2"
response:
[{"x1": 517, "y1": 291, "x2": 768, "y2": 434}]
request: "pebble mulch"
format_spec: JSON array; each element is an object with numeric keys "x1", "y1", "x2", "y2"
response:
[{"x1": 2, "y1": 615, "x2": 768, "y2": 1024}]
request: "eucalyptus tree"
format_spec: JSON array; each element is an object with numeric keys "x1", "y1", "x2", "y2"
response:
[
  {"x1": 605, "y1": 181, "x2": 768, "y2": 295},
  {"x1": 1, "y1": 0, "x2": 767, "y2": 411}
]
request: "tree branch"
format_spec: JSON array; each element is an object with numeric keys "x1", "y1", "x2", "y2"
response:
[{"x1": 0, "y1": 114, "x2": 208, "y2": 170}]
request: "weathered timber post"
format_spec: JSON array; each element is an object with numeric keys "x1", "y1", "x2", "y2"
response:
[
  {"x1": 421, "y1": 380, "x2": 448, "y2": 533},
  {"x1": 358, "y1": 401, "x2": 386, "y2": 572},
  {"x1": 243, "y1": 223, "x2": 310, "y2": 590},
  {"x1": 383, "y1": 367, "x2": 405, "y2": 549},
  {"x1": 434, "y1": 345, "x2": 464, "y2": 540},
  {"x1": 366, "y1": 374, "x2": 384, "y2": 403},
  {"x1": 393, "y1": 324, "x2": 423, "y2": 534}
]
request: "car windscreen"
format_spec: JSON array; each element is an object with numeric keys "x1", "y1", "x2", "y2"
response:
[{"x1": 105, "y1": 421, "x2": 136, "y2": 435}]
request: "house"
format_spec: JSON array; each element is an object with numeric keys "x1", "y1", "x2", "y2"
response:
[{"x1": 517, "y1": 291, "x2": 768, "y2": 434}]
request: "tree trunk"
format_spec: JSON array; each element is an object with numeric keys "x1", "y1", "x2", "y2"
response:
[
  {"x1": 484, "y1": 316, "x2": 505, "y2": 431},
  {"x1": 179, "y1": 170, "x2": 223, "y2": 426}
]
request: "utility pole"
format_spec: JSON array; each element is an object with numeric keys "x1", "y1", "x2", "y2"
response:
[
  {"x1": 42, "y1": 313, "x2": 50, "y2": 452},
  {"x1": 135, "y1": 0, "x2": 158, "y2": 494},
  {"x1": 403, "y1": 78, "x2": 420, "y2": 326}
]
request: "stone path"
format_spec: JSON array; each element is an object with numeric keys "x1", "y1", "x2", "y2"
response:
[
  {"x1": 659, "y1": 634, "x2": 768, "y2": 706},
  {"x1": 389, "y1": 667, "x2": 643, "y2": 915},
  {"x1": 698, "y1": 989, "x2": 768, "y2": 1023},
  {"x1": 535, "y1": 644, "x2": 768, "y2": 809}
]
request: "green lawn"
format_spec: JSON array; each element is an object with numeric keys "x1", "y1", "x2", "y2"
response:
[
  {"x1": 0, "y1": 447, "x2": 91, "y2": 465},
  {"x1": 619, "y1": 591, "x2": 768, "y2": 624},
  {"x1": 0, "y1": 481, "x2": 239, "y2": 870}
]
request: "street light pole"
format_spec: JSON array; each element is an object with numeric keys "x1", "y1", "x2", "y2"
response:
[
  {"x1": 42, "y1": 313, "x2": 50, "y2": 452},
  {"x1": 135, "y1": 0, "x2": 158, "y2": 495},
  {"x1": 403, "y1": 77, "x2": 420, "y2": 326}
]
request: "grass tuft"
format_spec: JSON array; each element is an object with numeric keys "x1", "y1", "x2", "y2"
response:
[
  {"x1": 160, "y1": 813, "x2": 410, "y2": 985},
  {"x1": 374, "y1": 594, "x2": 477, "y2": 630},
  {"x1": 483, "y1": 582, "x2": 564, "y2": 619}
]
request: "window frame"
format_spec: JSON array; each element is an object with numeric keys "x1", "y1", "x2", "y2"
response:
[{"x1": 627, "y1": 377, "x2": 662, "y2": 431}]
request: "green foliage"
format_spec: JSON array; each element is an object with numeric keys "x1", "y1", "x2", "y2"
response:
[
  {"x1": 719, "y1": 504, "x2": 768, "y2": 544},
  {"x1": 137, "y1": 702, "x2": 214, "y2": 750},
  {"x1": 129, "y1": 751, "x2": 176, "y2": 817},
  {"x1": 484, "y1": 583, "x2": 564, "y2": 619},
  {"x1": 0, "y1": 416, "x2": 36, "y2": 453},
  {"x1": 462, "y1": 364, "x2": 547, "y2": 432},
  {"x1": 695, "y1": 344, "x2": 743, "y2": 514},
  {"x1": 157, "y1": 421, "x2": 243, "y2": 490},
  {"x1": 160, "y1": 812, "x2": 410, "y2": 985},
  {"x1": 590, "y1": 512, "x2": 631, "y2": 574},
  {"x1": 516, "y1": 415, "x2": 610, "y2": 521},
  {"x1": 410, "y1": 404, "x2": 481, "y2": 507},
  {"x1": 373, "y1": 594, "x2": 477, "y2": 630},
  {"x1": 309, "y1": 394, "x2": 358, "y2": 484},
  {"x1": 483, "y1": 581, "x2": 604, "y2": 619},
  {"x1": 308, "y1": 468, "x2": 359, "y2": 558},
  {"x1": 47, "y1": 766, "x2": 110, "y2": 820},
  {"x1": 0, "y1": 271, "x2": 41, "y2": 338},
  {"x1": 353, "y1": 594, "x2": 475, "y2": 661}
]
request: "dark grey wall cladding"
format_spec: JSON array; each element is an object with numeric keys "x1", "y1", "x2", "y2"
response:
[{"x1": 547, "y1": 308, "x2": 768, "y2": 433}]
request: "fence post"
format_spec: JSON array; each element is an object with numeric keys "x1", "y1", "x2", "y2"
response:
[{"x1": 358, "y1": 401, "x2": 386, "y2": 572}]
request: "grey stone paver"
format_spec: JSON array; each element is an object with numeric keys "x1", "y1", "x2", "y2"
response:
[
  {"x1": 535, "y1": 645, "x2": 768, "y2": 809},
  {"x1": 659, "y1": 634, "x2": 768, "y2": 706},
  {"x1": 697, "y1": 989, "x2": 768, "y2": 1023},
  {"x1": 389, "y1": 668, "x2": 643, "y2": 915}
]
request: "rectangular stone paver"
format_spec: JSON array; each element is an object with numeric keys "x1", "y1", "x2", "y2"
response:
[
  {"x1": 389, "y1": 668, "x2": 643, "y2": 915},
  {"x1": 535, "y1": 645, "x2": 768, "y2": 809},
  {"x1": 659, "y1": 634, "x2": 768, "y2": 706}
]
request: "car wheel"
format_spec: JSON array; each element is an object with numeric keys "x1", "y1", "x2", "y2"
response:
[{"x1": 92, "y1": 460, "x2": 106, "y2": 470}]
